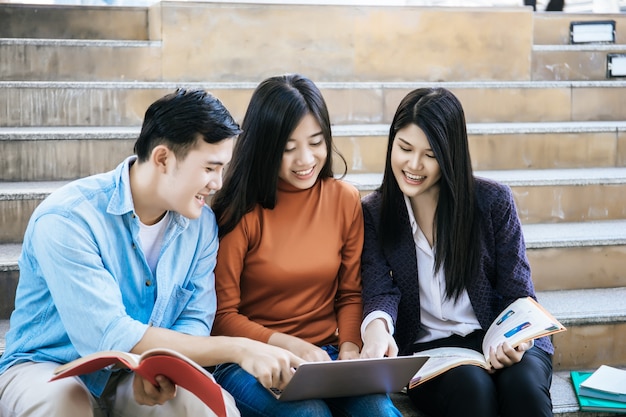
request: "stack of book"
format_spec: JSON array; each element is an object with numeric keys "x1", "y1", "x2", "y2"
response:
[{"x1": 570, "y1": 365, "x2": 626, "y2": 413}]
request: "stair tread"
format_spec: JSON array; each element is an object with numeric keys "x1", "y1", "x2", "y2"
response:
[
  {"x1": 3, "y1": 166, "x2": 626, "y2": 198},
  {"x1": 523, "y1": 220, "x2": 626, "y2": 248},
  {"x1": 2, "y1": 244, "x2": 624, "y2": 325},
  {"x1": 343, "y1": 167, "x2": 626, "y2": 189},
  {"x1": 2, "y1": 79, "x2": 626, "y2": 89},
  {"x1": 538, "y1": 287, "x2": 626, "y2": 326},
  {"x1": 0, "y1": 38, "x2": 160, "y2": 47},
  {"x1": 3, "y1": 120, "x2": 626, "y2": 140}
]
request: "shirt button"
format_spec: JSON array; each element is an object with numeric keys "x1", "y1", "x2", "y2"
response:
[{"x1": 145, "y1": 280, "x2": 152, "y2": 286}]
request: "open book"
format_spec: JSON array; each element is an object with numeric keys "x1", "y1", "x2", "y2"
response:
[
  {"x1": 409, "y1": 296, "x2": 566, "y2": 389},
  {"x1": 49, "y1": 348, "x2": 227, "y2": 417}
]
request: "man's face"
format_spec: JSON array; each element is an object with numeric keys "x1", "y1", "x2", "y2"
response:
[{"x1": 161, "y1": 138, "x2": 234, "y2": 219}]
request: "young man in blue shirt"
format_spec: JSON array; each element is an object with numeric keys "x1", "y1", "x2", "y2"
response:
[{"x1": 0, "y1": 89, "x2": 302, "y2": 417}]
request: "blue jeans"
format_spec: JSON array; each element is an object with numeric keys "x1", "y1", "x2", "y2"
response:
[{"x1": 213, "y1": 345, "x2": 402, "y2": 417}]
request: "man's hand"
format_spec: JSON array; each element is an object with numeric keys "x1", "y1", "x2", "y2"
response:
[
  {"x1": 360, "y1": 318, "x2": 398, "y2": 358},
  {"x1": 132, "y1": 374, "x2": 177, "y2": 406},
  {"x1": 488, "y1": 341, "x2": 531, "y2": 370},
  {"x1": 237, "y1": 339, "x2": 304, "y2": 391}
]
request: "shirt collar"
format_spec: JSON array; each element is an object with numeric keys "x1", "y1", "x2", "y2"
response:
[
  {"x1": 106, "y1": 156, "x2": 188, "y2": 230},
  {"x1": 403, "y1": 194, "x2": 418, "y2": 235},
  {"x1": 107, "y1": 156, "x2": 137, "y2": 216},
  {"x1": 403, "y1": 194, "x2": 432, "y2": 253}
]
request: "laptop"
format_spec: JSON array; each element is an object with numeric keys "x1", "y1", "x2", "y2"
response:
[{"x1": 269, "y1": 355, "x2": 429, "y2": 401}]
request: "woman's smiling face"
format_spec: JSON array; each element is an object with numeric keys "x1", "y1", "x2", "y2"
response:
[
  {"x1": 278, "y1": 113, "x2": 328, "y2": 190},
  {"x1": 390, "y1": 123, "x2": 441, "y2": 199}
]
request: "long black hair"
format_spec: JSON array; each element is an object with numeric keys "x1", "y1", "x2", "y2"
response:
[
  {"x1": 379, "y1": 88, "x2": 481, "y2": 300},
  {"x1": 211, "y1": 74, "x2": 346, "y2": 237}
]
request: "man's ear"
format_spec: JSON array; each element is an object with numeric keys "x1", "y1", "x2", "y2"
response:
[{"x1": 151, "y1": 145, "x2": 170, "y2": 172}]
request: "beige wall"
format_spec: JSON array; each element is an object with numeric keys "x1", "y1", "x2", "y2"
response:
[{"x1": 156, "y1": 2, "x2": 533, "y2": 82}]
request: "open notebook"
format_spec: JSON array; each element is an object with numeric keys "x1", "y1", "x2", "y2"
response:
[{"x1": 270, "y1": 355, "x2": 429, "y2": 402}]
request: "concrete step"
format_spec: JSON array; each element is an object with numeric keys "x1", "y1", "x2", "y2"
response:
[
  {"x1": 533, "y1": 13, "x2": 626, "y2": 45},
  {"x1": 0, "y1": 324, "x2": 617, "y2": 417},
  {"x1": 532, "y1": 44, "x2": 626, "y2": 81},
  {"x1": 127, "y1": 3, "x2": 536, "y2": 83},
  {"x1": 344, "y1": 168, "x2": 626, "y2": 224},
  {"x1": 0, "y1": 181, "x2": 67, "y2": 244},
  {"x1": 1, "y1": 210, "x2": 625, "y2": 290},
  {"x1": 538, "y1": 287, "x2": 626, "y2": 371},
  {"x1": 0, "y1": 3, "x2": 152, "y2": 40},
  {"x1": 334, "y1": 121, "x2": 626, "y2": 173},
  {"x1": 0, "y1": 126, "x2": 136, "y2": 181},
  {"x1": 3, "y1": 4, "x2": 534, "y2": 83},
  {"x1": 0, "y1": 38, "x2": 163, "y2": 82},
  {"x1": 2, "y1": 122, "x2": 626, "y2": 181},
  {"x1": 3, "y1": 170, "x2": 626, "y2": 242},
  {"x1": 2, "y1": 80, "x2": 626, "y2": 127},
  {"x1": 524, "y1": 221, "x2": 626, "y2": 292},
  {"x1": 0, "y1": 244, "x2": 19, "y2": 320}
]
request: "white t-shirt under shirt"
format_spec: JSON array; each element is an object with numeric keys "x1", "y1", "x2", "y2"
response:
[{"x1": 138, "y1": 211, "x2": 169, "y2": 276}]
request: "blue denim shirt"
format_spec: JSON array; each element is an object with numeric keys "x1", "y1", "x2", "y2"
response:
[{"x1": 0, "y1": 156, "x2": 218, "y2": 396}]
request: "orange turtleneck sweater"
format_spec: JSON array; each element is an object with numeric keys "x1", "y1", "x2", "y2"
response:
[{"x1": 212, "y1": 177, "x2": 364, "y2": 348}]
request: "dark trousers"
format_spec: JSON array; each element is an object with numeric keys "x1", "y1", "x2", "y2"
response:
[{"x1": 407, "y1": 331, "x2": 554, "y2": 417}]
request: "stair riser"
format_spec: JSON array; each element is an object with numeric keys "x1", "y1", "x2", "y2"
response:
[
  {"x1": 529, "y1": 245, "x2": 626, "y2": 291},
  {"x1": 158, "y1": 4, "x2": 533, "y2": 83},
  {"x1": 0, "y1": 43, "x2": 162, "y2": 82},
  {"x1": 3, "y1": 183, "x2": 626, "y2": 242},
  {"x1": 533, "y1": 14, "x2": 626, "y2": 45},
  {"x1": 0, "y1": 270, "x2": 17, "y2": 320},
  {"x1": 511, "y1": 184, "x2": 626, "y2": 224},
  {"x1": 3, "y1": 85, "x2": 626, "y2": 127},
  {"x1": 1, "y1": 139, "x2": 134, "y2": 181},
  {"x1": 336, "y1": 131, "x2": 626, "y2": 174},
  {"x1": 532, "y1": 49, "x2": 626, "y2": 81},
  {"x1": 0, "y1": 200, "x2": 40, "y2": 244},
  {"x1": 552, "y1": 322, "x2": 626, "y2": 371},
  {"x1": 3, "y1": 131, "x2": 625, "y2": 182},
  {"x1": 0, "y1": 4, "x2": 150, "y2": 40},
  {"x1": 354, "y1": 184, "x2": 626, "y2": 224}
]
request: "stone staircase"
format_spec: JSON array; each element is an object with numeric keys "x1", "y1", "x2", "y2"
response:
[{"x1": 1, "y1": 2, "x2": 626, "y2": 416}]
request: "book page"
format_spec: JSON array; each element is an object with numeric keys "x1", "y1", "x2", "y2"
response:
[
  {"x1": 410, "y1": 347, "x2": 488, "y2": 388},
  {"x1": 51, "y1": 350, "x2": 140, "y2": 378},
  {"x1": 481, "y1": 297, "x2": 565, "y2": 359}
]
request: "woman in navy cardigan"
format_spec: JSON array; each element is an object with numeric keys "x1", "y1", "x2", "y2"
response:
[{"x1": 360, "y1": 88, "x2": 554, "y2": 417}]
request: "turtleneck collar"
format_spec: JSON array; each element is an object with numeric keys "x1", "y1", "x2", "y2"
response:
[{"x1": 277, "y1": 178, "x2": 321, "y2": 193}]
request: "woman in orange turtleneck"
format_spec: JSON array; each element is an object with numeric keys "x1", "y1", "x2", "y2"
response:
[{"x1": 210, "y1": 74, "x2": 401, "y2": 417}]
